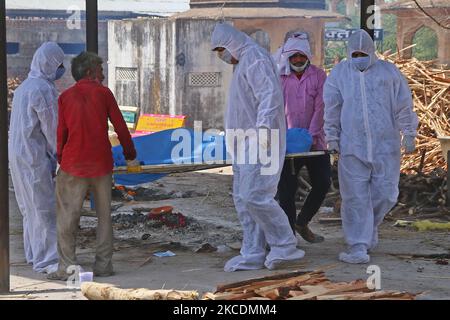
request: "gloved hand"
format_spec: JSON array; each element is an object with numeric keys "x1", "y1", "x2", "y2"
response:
[
  {"x1": 327, "y1": 141, "x2": 340, "y2": 153},
  {"x1": 258, "y1": 127, "x2": 271, "y2": 151},
  {"x1": 402, "y1": 135, "x2": 416, "y2": 154},
  {"x1": 127, "y1": 159, "x2": 142, "y2": 173},
  {"x1": 55, "y1": 164, "x2": 60, "y2": 177},
  {"x1": 259, "y1": 138, "x2": 271, "y2": 151}
]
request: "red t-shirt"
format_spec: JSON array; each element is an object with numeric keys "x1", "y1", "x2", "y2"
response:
[{"x1": 57, "y1": 79, "x2": 136, "y2": 178}]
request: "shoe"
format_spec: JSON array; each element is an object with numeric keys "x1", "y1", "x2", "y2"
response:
[
  {"x1": 265, "y1": 256, "x2": 305, "y2": 271},
  {"x1": 43, "y1": 263, "x2": 59, "y2": 274},
  {"x1": 93, "y1": 270, "x2": 115, "y2": 277},
  {"x1": 224, "y1": 255, "x2": 265, "y2": 272},
  {"x1": 47, "y1": 271, "x2": 69, "y2": 281},
  {"x1": 339, "y1": 244, "x2": 370, "y2": 264},
  {"x1": 295, "y1": 224, "x2": 324, "y2": 243}
]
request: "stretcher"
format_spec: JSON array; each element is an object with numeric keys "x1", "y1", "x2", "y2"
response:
[
  {"x1": 285, "y1": 150, "x2": 336, "y2": 175},
  {"x1": 113, "y1": 162, "x2": 230, "y2": 175},
  {"x1": 113, "y1": 151, "x2": 335, "y2": 175}
]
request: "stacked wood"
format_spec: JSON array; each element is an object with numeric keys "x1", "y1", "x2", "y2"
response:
[
  {"x1": 379, "y1": 51, "x2": 450, "y2": 174},
  {"x1": 7, "y1": 77, "x2": 21, "y2": 110},
  {"x1": 320, "y1": 167, "x2": 448, "y2": 219},
  {"x1": 81, "y1": 282, "x2": 199, "y2": 300},
  {"x1": 203, "y1": 270, "x2": 417, "y2": 300},
  {"x1": 388, "y1": 168, "x2": 449, "y2": 217}
]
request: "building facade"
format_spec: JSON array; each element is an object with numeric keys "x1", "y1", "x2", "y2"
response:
[{"x1": 108, "y1": 0, "x2": 345, "y2": 129}]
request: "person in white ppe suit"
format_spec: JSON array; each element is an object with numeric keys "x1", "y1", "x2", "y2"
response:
[
  {"x1": 211, "y1": 23, "x2": 305, "y2": 271},
  {"x1": 9, "y1": 42, "x2": 65, "y2": 273},
  {"x1": 323, "y1": 30, "x2": 418, "y2": 264}
]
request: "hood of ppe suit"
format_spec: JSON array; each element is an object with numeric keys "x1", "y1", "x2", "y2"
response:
[
  {"x1": 347, "y1": 29, "x2": 378, "y2": 70},
  {"x1": 28, "y1": 42, "x2": 64, "y2": 81},
  {"x1": 274, "y1": 37, "x2": 312, "y2": 76},
  {"x1": 211, "y1": 23, "x2": 256, "y2": 61}
]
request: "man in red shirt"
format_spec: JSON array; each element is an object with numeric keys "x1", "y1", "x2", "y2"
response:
[{"x1": 48, "y1": 52, "x2": 138, "y2": 280}]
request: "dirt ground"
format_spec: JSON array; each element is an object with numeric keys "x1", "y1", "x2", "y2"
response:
[{"x1": 2, "y1": 167, "x2": 450, "y2": 300}]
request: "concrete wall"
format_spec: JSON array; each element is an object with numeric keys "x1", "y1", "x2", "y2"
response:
[
  {"x1": 108, "y1": 16, "x2": 332, "y2": 130},
  {"x1": 175, "y1": 19, "x2": 232, "y2": 129},
  {"x1": 6, "y1": 18, "x2": 108, "y2": 92},
  {"x1": 108, "y1": 18, "x2": 232, "y2": 130}
]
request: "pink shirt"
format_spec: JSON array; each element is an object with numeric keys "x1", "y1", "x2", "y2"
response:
[{"x1": 281, "y1": 64, "x2": 327, "y2": 151}]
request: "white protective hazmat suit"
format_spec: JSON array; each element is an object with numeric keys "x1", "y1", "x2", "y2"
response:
[
  {"x1": 8, "y1": 42, "x2": 64, "y2": 273},
  {"x1": 273, "y1": 34, "x2": 312, "y2": 76},
  {"x1": 323, "y1": 30, "x2": 418, "y2": 263},
  {"x1": 211, "y1": 23, "x2": 305, "y2": 271}
]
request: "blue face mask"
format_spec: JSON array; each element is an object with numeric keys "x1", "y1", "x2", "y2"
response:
[
  {"x1": 54, "y1": 66, "x2": 66, "y2": 80},
  {"x1": 351, "y1": 56, "x2": 370, "y2": 72}
]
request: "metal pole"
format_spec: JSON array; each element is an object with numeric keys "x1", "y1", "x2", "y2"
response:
[
  {"x1": 0, "y1": 0, "x2": 10, "y2": 293},
  {"x1": 360, "y1": 0, "x2": 375, "y2": 39},
  {"x1": 86, "y1": 0, "x2": 98, "y2": 53}
]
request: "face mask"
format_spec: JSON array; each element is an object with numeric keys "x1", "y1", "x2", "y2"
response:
[
  {"x1": 351, "y1": 56, "x2": 370, "y2": 72},
  {"x1": 290, "y1": 60, "x2": 309, "y2": 73},
  {"x1": 54, "y1": 66, "x2": 65, "y2": 80},
  {"x1": 218, "y1": 49, "x2": 234, "y2": 64}
]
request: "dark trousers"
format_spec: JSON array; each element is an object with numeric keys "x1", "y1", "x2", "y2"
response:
[{"x1": 277, "y1": 154, "x2": 332, "y2": 233}]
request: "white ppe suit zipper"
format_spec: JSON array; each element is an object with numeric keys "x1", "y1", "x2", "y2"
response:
[{"x1": 359, "y1": 72, "x2": 373, "y2": 162}]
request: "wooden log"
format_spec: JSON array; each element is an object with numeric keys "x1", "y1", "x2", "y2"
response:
[
  {"x1": 287, "y1": 285, "x2": 331, "y2": 300},
  {"x1": 216, "y1": 270, "x2": 317, "y2": 292},
  {"x1": 225, "y1": 280, "x2": 288, "y2": 293},
  {"x1": 81, "y1": 282, "x2": 198, "y2": 300}
]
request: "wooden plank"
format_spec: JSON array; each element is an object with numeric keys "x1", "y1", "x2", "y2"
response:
[
  {"x1": 216, "y1": 270, "x2": 314, "y2": 292},
  {"x1": 253, "y1": 274, "x2": 315, "y2": 295},
  {"x1": 287, "y1": 286, "x2": 330, "y2": 300},
  {"x1": 347, "y1": 291, "x2": 410, "y2": 300},
  {"x1": 258, "y1": 287, "x2": 291, "y2": 300},
  {"x1": 288, "y1": 290, "x2": 305, "y2": 297},
  {"x1": 114, "y1": 162, "x2": 230, "y2": 175},
  {"x1": 285, "y1": 151, "x2": 327, "y2": 159},
  {"x1": 323, "y1": 280, "x2": 371, "y2": 295},
  {"x1": 224, "y1": 279, "x2": 287, "y2": 293},
  {"x1": 316, "y1": 293, "x2": 361, "y2": 300},
  {"x1": 258, "y1": 289, "x2": 282, "y2": 300}
]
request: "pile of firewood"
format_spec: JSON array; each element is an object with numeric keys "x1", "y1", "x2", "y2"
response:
[
  {"x1": 203, "y1": 270, "x2": 417, "y2": 300},
  {"x1": 8, "y1": 77, "x2": 21, "y2": 110},
  {"x1": 389, "y1": 168, "x2": 449, "y2": 217},
  {"x1": 304, "y1": 167, "x2": 448, "y2": 219},
  {"x1": 380, "y1": 50, "x2": 450, "y2": 174}
]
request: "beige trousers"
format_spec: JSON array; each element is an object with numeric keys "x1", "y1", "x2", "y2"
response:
[{"x1": 56, "y1": 170, "x2": 113, "y2": 275}]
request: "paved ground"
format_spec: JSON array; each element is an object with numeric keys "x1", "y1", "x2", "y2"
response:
[{"x1": 1, "y1": 168, "x2": 449, "y2": 300}]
